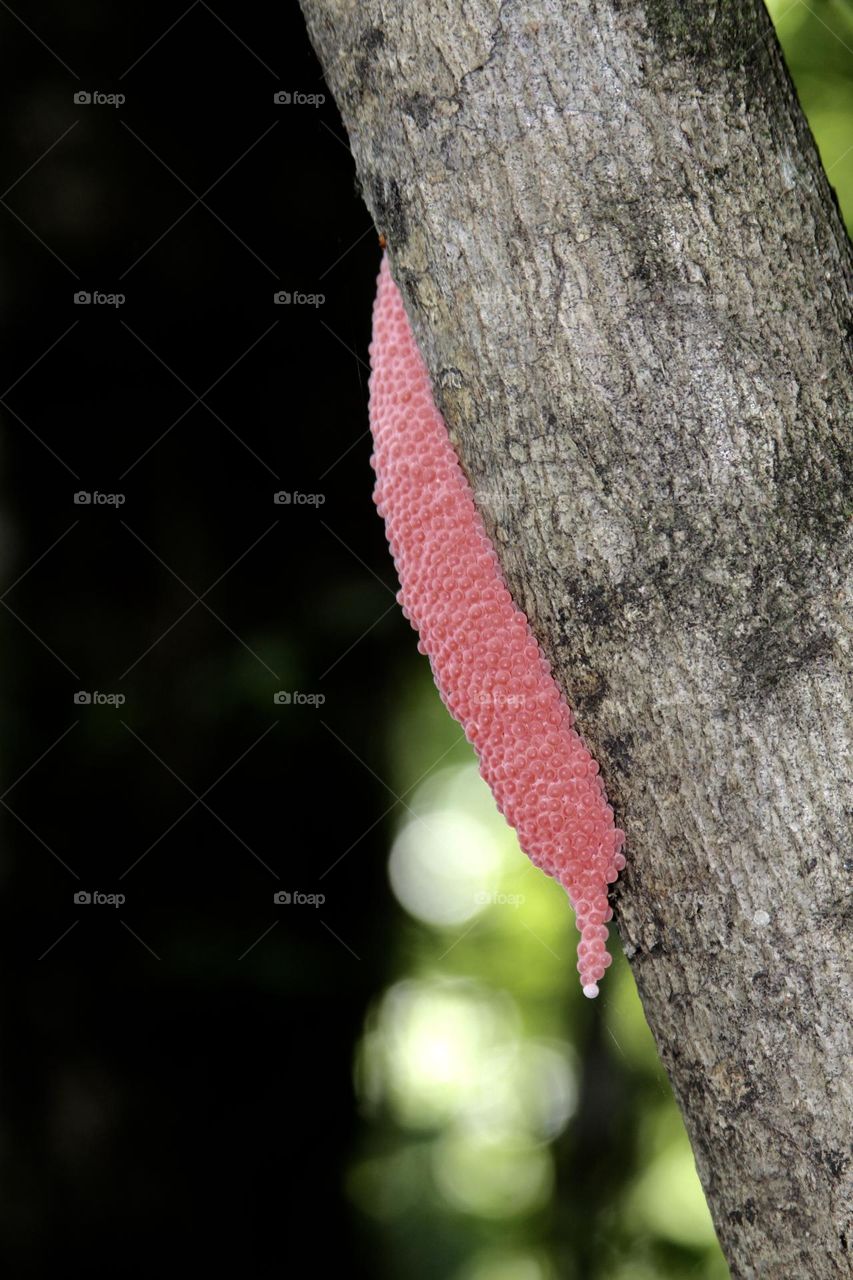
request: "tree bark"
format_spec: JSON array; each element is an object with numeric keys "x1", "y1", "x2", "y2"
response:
[{"x1": 299, "y1": 2, "x2": 853, "y2": 1275}]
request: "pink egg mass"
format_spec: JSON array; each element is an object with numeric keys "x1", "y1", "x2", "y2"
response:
[{"x1": 367, "y1": 253, "x2": 626, "y2": 996}]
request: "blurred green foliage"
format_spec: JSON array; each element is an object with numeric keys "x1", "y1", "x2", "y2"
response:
[
  {"x1": 769, "y1": 0, "x2": 853, "y2": 229},
  {"x1": 350, "y1": 675, "x2": 729, "y2": 1280},
  {"x1": 348, "y1": 6, "x2": 853, "y2": 1277}
]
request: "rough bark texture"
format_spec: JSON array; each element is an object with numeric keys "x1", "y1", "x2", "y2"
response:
[{"x1": 299, "y1": 2, "x2": 853, "y2": 1275}]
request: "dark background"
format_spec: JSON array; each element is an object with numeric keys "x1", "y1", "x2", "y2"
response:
[
  {"x1": 0, "y1": 3, "x2": 390, "y2": 1274},
  {"x1": 0, "y1": 3, "x2": 849, "y2": 1278}
]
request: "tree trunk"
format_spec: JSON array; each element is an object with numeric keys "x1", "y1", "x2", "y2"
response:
[{"x1": 298, "y1": 2, "x2": 853, "y2": 1275}]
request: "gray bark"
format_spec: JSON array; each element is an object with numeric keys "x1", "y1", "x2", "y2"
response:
[{"x1": 299, "y1": 2, "x2": 853, "y2": 1275}]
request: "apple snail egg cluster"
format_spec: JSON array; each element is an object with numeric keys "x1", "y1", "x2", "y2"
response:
[{"x1": 367, "y1": 254, "x2": 626, "y2": 996}]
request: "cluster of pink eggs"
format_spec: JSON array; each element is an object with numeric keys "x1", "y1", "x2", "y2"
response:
[{"x1": 368, "y1": 254, "x2": 625, "y2": 996}]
